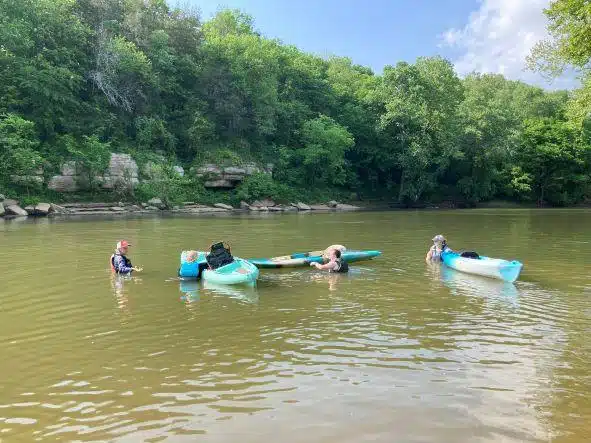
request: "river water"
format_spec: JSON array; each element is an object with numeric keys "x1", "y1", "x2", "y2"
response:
[{"x1": 0, "y1": 209, "x2": 590, "y2": 442}]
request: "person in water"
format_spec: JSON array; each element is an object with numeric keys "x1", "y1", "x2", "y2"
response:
[
  {"x1": 425, "y1": 234, "x2": 451, "y2": 262},
  {"x1": 310, "y1": 248, "x2": 349, "y2": 273},
  {"x1": 111, "y1": 240, "x2": 142, "y2": 274}
]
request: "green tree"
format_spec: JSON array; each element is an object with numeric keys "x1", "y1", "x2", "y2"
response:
[
  {"x1": 378, "y1": 57, "x2": 464, "y2": 202},
  {"x1": 278, "y1": 116, "x2": 354, "y2": 187},
  {"x1": 0, "y1": 114, "x2": 44, "y2": 191},
  {"x1": 62, "y1": 135, "x2": 111, "y2": 192},
  {"x1": 515, "y1": 118, "x2": 590, "y2": 205}
]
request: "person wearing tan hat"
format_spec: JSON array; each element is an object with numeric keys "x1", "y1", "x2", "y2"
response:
[
  {"x1": 110, "y1": 240, "x2": 142, "y2": 274},
  {"x1": 426, "y1": 234, "x2": 451, "y2": 263}
]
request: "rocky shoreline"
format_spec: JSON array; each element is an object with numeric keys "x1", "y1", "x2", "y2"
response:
[{"x1": 0, "y1": 195, "x2": 362, "y2": 220}]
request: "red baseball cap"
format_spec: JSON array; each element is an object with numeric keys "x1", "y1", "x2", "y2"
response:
[{"x1": 117, "y1": 240, "x2": 132, "y2": 249}]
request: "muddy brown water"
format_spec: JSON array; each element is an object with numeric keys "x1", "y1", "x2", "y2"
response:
[{"x1": 1, "y1": 209, "x2": 590, "y2": 442}]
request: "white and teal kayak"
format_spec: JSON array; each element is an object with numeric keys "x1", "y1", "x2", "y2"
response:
[
  {"x1": 441, "y1": 251, "x2": 523, "y2": 283},
  {"x1": 178, "y1": 251, "x2": 259, "y2": 285},
  {"x1": 248, "y1": 249, "x2": 381, "y2": 269}
]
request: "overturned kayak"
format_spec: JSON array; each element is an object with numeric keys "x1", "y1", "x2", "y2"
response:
[
  {"x1": 441, "y1": 251, "x2": 523, "y2": 283},
  {"x1": 248, "y1": 249, "x2": 381, "y2": 268},
  {"x1": 178, "y1": 251, "x2": 259, "y2": 285}
]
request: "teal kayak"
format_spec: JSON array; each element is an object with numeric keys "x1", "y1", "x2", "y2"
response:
[
  {"x1": 441, "y1": 250, "x2": 523, "y2": 283},
  {"x1": 202, "y1": 259, "x2": 259, "y2": 285},
  {"x1": 178, "y1": 251, "x2": 259, "y2": 285},
  {"x1": 248, "y1": 249, "x2": 381, "y2": 268}
]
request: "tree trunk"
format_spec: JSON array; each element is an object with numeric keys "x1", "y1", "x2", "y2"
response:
[{"x1": 398, "y1": 172, "x2": 405, "y2": 203}]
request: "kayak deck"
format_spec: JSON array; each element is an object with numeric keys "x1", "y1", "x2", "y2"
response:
[
  {"x1": 442, "y1": 251, "x2": 523, "y2": 283},
  {"x1": 248, "y1": 249, "x2": 382, "y2": 268},
  {"x1": 178, "y1": 251, "x2": 259, "y2": 285}
]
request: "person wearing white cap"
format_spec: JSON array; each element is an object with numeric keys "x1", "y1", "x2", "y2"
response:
[{"x1": 426, "y1": 234, "x2": 451, "y2": 263}]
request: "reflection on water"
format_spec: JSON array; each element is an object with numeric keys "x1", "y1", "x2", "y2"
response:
[
  {"x1": 0, "y1": 209, "x2": 590, "y2": 442},
  {"x1": 178, "y1": 279, "x2": 259, "y2": 304},
  {"x1": 439, "y1": 264, "x2": 520, "y2": 303}
]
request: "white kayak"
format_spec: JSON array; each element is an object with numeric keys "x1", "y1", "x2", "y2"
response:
[{"x1": 441, "y1": 251, "x2": 523, "y2": 283}]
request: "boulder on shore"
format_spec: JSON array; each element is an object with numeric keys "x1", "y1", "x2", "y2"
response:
[
  {"x1": 310, "y1": 204, "x2": 330, "y2": 210},
  {"x1": 296, "y1": 202, "x2": 311, "y2": 211},
  {"x1": 25, "y1": 205, "x2": 35, "y2": 215},
  {"x1": 34, "y1": 203, "x2": 52, "y2": 216},
  {"x1": 2, "y1": 199, "x2": 19, "y2": 208},
  {"x1": 0, "y1": 205, "x2": 4, "y2": 216},
  {"x1": 240, "y1": 201, "x2": 250, "y2": 210},
  {"x1": 214, "y1": 203, "x2": 233, "y2": 210},
  {"x1": 5, "y1": 205, "x2": 28, "y2": 217},
  {"x1": 327, "y1": 200, "x2": 339, "y2": 208},
  {"x1": 147, "y1": 197, "x2": 164, "y2": 208},
  {"x1": 50, "y1": 203, "x2": 67, "y2": 214},
  {"x1": 260, "y1": 199, "x2": 275, "y2": 207}
]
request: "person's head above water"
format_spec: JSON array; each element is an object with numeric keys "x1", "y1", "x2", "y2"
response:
[
  {"x1": 116, "y1": 240, "x2": 131, "y2": 254},
  {"x1": 432, "y1": 235, "x2": 446, "y2": 247},
  {"x1": 186, "y1": 250, "x2": 198, "y2": 262}
]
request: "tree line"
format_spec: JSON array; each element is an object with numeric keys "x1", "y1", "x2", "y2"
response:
[{"x1": 0, "y1": 0, "x2": 589, "y2": 206}]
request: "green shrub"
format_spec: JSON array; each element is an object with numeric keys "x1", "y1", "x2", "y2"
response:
[
  {"x1": 134, "y1": 164, "x2": 204, "y2": 207},
  {"x1": 235, "y1": 173, "x2": 293, "y2": 202}
]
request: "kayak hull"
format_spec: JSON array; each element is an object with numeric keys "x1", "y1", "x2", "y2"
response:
[
  {"x1": 202, "y1": 259, "x2": 259, "y2": 285},
  {"x1": 249, "y1": 249, "x2": 381, "y2": 268},
  {"x1": 441, "y1": 251, "x2": 523, "y2": 283},
  {"x1": 179, "y1": 251, "x2": 259, "y2": 285}
]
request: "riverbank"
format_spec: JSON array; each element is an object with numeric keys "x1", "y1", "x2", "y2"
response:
[
  {"x1": 3, "y1": 194, "x2": 588, "y2": 221},
  {"x1": 0, "y1": 196, "x2": 364, "y2": 220}
]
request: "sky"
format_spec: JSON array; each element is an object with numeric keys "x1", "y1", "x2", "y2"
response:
[{"x1": 172, "y1": 0, "x2": 577, "y2": 89}]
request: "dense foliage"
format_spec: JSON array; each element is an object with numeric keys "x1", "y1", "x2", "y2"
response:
[{"x1": 1, "y1": 0, "x2": 590, "y2": 206}]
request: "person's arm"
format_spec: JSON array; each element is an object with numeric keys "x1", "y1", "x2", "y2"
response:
[
  {"x1": 311, "y1": 260, "x2": 337, "y2": 270},
  {"x1": 425, "y1": 246, "x2": 434, "y2": 263}
]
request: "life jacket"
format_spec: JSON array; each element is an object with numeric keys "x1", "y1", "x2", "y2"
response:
[
  {"x1": 110, "y1": 253, "x2": 132, "y2": 274},
  {"x1": 206, "y1": 242, "x2": 234, "y2": 270},
  {"x1": 330, "y1": 257, "x2": 349, "y2": 273},
  {"x1": 432, "y1": 243, "x2": 450, "y2": 261},
  {"x1": 178, "y1": 261, "x2": 209, "y2": 279}
]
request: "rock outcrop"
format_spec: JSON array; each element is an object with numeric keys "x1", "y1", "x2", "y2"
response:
[
  {"x1": 147, "y1": 198, "x2": 165, "y2": 209},
  {"x1": 2, "y1": 199, "x2": 19, "y2": 207},
  {"x1": 5, "y1": 205, "x2": 28, "y2": 216},
  {"x1": 33, "y1": 203, "x2": 52, "y2": 216},
  {"x1": 195, "y1": 163, "x2": 273, "y2": 189},
  {"x1": 48, "y1": 153, "x2": 139, "y2": 192},
  {"x1": 296, "y1": 202, "x2": 311, "y2": 211},
  {"x1": 214, "y1": 203, "x2": 234, "y2": 210}
]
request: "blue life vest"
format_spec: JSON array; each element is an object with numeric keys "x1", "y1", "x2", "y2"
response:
[{"x1": 179, "y1": 260, "x2": 200, "y2": 278}]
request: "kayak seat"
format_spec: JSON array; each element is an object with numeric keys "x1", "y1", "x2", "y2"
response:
[
  {"x1": 207, "y1": 242, "x2": 234, "y2": 270},
  {"x1": 460, "y1": 251, "x2": 480, "y2": 259}
]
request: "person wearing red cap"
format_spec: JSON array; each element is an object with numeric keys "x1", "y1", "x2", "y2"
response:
[{"x1": 111, "y1": 240, "x2": 142, "y2": 274}]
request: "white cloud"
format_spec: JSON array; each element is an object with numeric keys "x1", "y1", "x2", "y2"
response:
[{"x1": 439, "y1": 0, "x2": 577, "y2": 89}]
